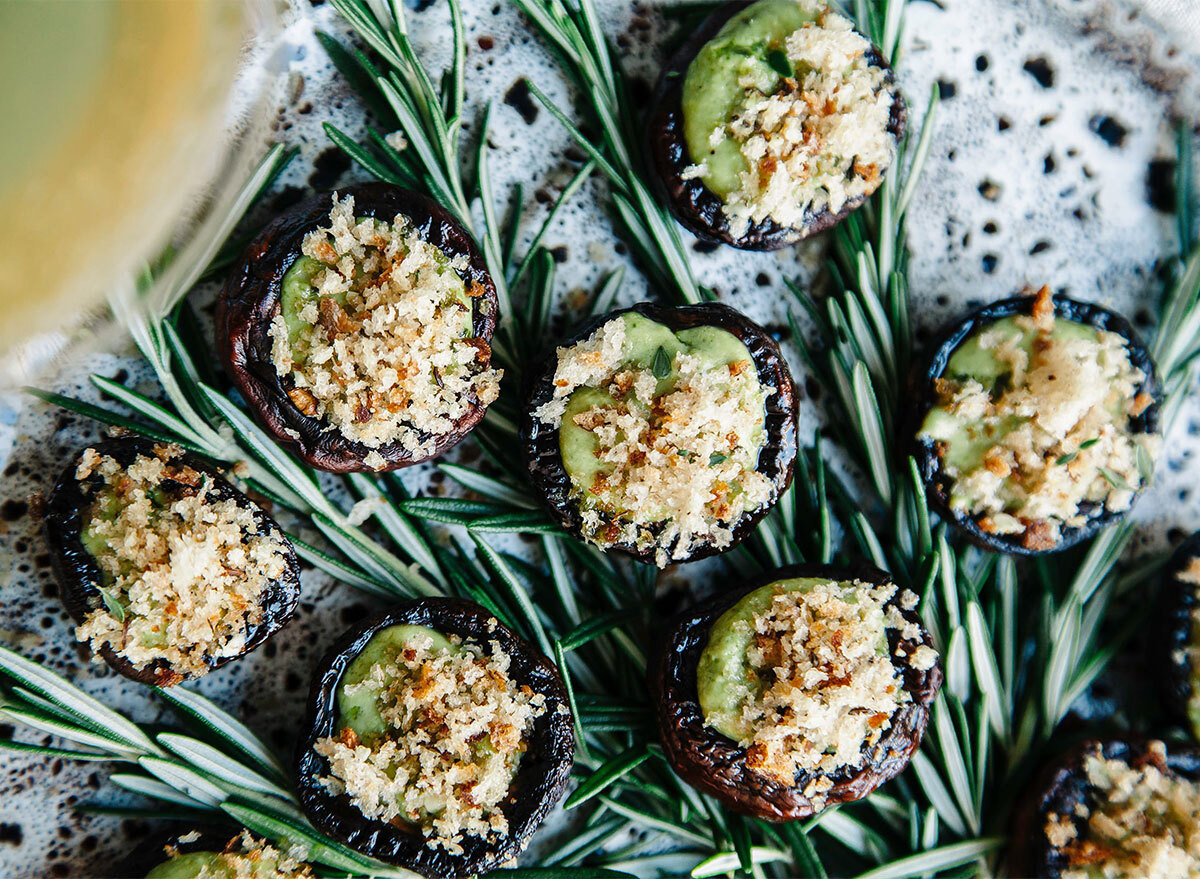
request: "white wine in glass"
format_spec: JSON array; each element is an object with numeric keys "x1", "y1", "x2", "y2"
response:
[{"x1": 0, "y1": 0, "x2": 269, "y2": 366}]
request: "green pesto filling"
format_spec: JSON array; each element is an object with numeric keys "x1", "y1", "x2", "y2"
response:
[
  {"x1": 696, "y1": 577, "x2": 888, "y2": 743},
  {"x1": 558, "y1": 312, "x2": 765, "y2": 517},
  {"x1": 681, "y1": 0, "x2": 821, "y2": 198},
  {"x1": 336, "y1": 623, "x2": 458, "y2": 743},
  {"x1": 145, "y1": 850, "x2": 300, "y2": 879}
]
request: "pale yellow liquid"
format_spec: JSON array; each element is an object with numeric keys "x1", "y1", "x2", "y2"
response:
[{"x1": 0, "y1": 0, "x2": 252, "y2": 355}]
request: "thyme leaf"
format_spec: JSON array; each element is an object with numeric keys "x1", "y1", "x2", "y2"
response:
[
  {"x1": 766, "y1": 48, "x2": 793, "y2": 78},
  {"x1": 1098, "y1": 466, "x2": 1131, "y2": 490},
  {"x1": 652, "y1": 345, "x2": 671, "y2": 378},
  {"x1": 96, "y1": 586, "x2": 126, "y2": 624}
]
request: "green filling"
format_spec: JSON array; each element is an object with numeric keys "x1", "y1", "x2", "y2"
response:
[
  {"x1": 332, "y1": 624, "x2": 517, "y2": 823},
  {"x1": 280, "y1": 254, "x2": 335, "y2": 346},
  {"x1": 919, "y1": 315, "x2": 1124, "y2": 510},
  {"x1": 144, "y1": 851, "x2": 293, "y2": 879},
  {"x1": 80, "y1": 480, "x2": 176, "y2": 647},
  {"x1": 681, "y1": 0, "x2": 821, "y2": 198},
  {"x1": 697, "y1": 577, "x2": 887, "y2": 743},
  {"x1": 146, "y1": 852, "x2": 226, "y2": 879},
  {"x1": 557, "y1": 312, "x2": 765, "y2": 516},
  {"x1": 145, "y1": 850, "x2": 303, "y2": 879},
  {"x1": 336, "y1": 624, "x2": 457, "y2": 743}
]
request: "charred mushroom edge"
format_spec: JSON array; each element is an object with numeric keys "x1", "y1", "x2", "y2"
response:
[{"x1": 1154, "y1": 532, "x2": 1200, "y2": 733}]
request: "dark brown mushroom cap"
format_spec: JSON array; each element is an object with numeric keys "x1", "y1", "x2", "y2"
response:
[
  {"x1": 1008, "y1": 738, "x2": 1200, "y2": 878},
  {"x1": 1152, "y1": 532, "x2": 1200, "y2": 734},
  {"x1": 216, "y1": 182, "x2": 500, "y2": 473},
  {"x1": 913, "y1": 292, "x2": 1162, "y2": 557},
  {"x1": 650, "y1": 563, "x2": 941, "y2": 821},
  {"x1": 294, "y1": 598, "x2": 575, "y2": 879},
  {"x1": 646, "y1": 1, "x2": 906, "y2": 251},
  {"x1": 518, "y1": 301, "x2": 797, "y2": 565},
  {"x1": 43, "y1": 436, "x2": 301, "y2": 687}
]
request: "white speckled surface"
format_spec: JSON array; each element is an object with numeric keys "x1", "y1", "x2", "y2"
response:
[{"x1": 1, "y1": 1, "x2": 1199, "y2": 876}]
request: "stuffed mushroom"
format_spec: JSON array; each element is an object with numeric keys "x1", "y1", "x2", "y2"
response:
[
  {"x1": 133, "y1": 829, "x2": 315, "y2": 879},
  {"x1": 43, "y1": 437, "x2": 300, "y2": 687},
  {"x1": 1010, "y1": 739, "x2": 1200, "y2": 878},
  {"x1": 916, "y1": 286, "x2": 1161, "y2": 556},
  {"x1": 648, "y1": 0, "x2": 905, "y2": 250},
  {"x1": 218, "y1": 183, "x2": 501, "y2": 473},
  {"x1": 520, "y1": 302, "x2": 796, "y2": 567},
  {"x1": 652, "y1": 564, "x2": 940, "y2": 820},
  {"x1": 295, "y1": 599, "x2": 574, "y2": 878}
]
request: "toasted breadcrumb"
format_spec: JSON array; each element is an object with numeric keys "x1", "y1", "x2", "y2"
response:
[
  {"x1": 73, "y1": 446, "x2": 289, "y2": 678},
  {"x1": 314, "y1": 632, "x2": 545, "y2": 855},
  {"x1": 269, "y1": 195, "x2": 501, "y2": 458},
  {"x1": 725, "y1": 580, "x2": 934, "y2": 804}
]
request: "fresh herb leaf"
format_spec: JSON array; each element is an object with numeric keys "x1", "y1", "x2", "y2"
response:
[
  {"x1": 1098, "y1": 467, "x2": 1131, "y2": 490},
  {"x1": 97, "y1": 587, "x2": 126, "y2": 623},
  {"x1": 1059, "y1": 438, "x2": 1099, "y2": 465},
  {"x1": 766, "y1": 48, "x2": 793, "y2": 78},
  {"x1": 1136, "y1": 443, "x2": 1155, "y2": 484},
  {"x1": 710, "y1": 452, "x2": 728, "y2": 466},
  {"x1": 652, "y1": 346, "x2": 671, "y2": 379}
]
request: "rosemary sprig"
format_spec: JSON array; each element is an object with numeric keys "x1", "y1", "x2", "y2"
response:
[
  {"x1": 509, "y1": 0, "x2": 707, "y2": 305},
  {"x1": 0, "y1": 646, "x2": 419, "y2": 879}
]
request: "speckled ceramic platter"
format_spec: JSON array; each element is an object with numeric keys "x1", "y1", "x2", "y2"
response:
[{"x1": 2, "y1": 0, "x2": 1200, "y2": 874}]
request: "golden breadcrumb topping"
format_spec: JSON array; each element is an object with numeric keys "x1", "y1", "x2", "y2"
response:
[
  {"x1": 73, "y1": 445, "x2": 289, "y2": 678},
  {"x1": 730, "y1": 581, "x2": 933, "y2": 802},
  {"x1": 314, "y1": 632, "x2": 545, "y2": 855},
  {"x1": 685, "y1": 1, "x2": 896, "y2": 238},
  {"x1": 269, "y1": 194, "x2": 501, "y2": 461},
  {"x1": 1055, "y1": 742, "x2": 1200, "y2": 879},
  {"x1": 534, "y1": 316, "x2": 776, "y2": 567}
]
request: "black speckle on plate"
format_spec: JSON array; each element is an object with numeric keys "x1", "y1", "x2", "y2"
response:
[{"x1": 504, "y1": 78, "x2": 539, "y2": 125}]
